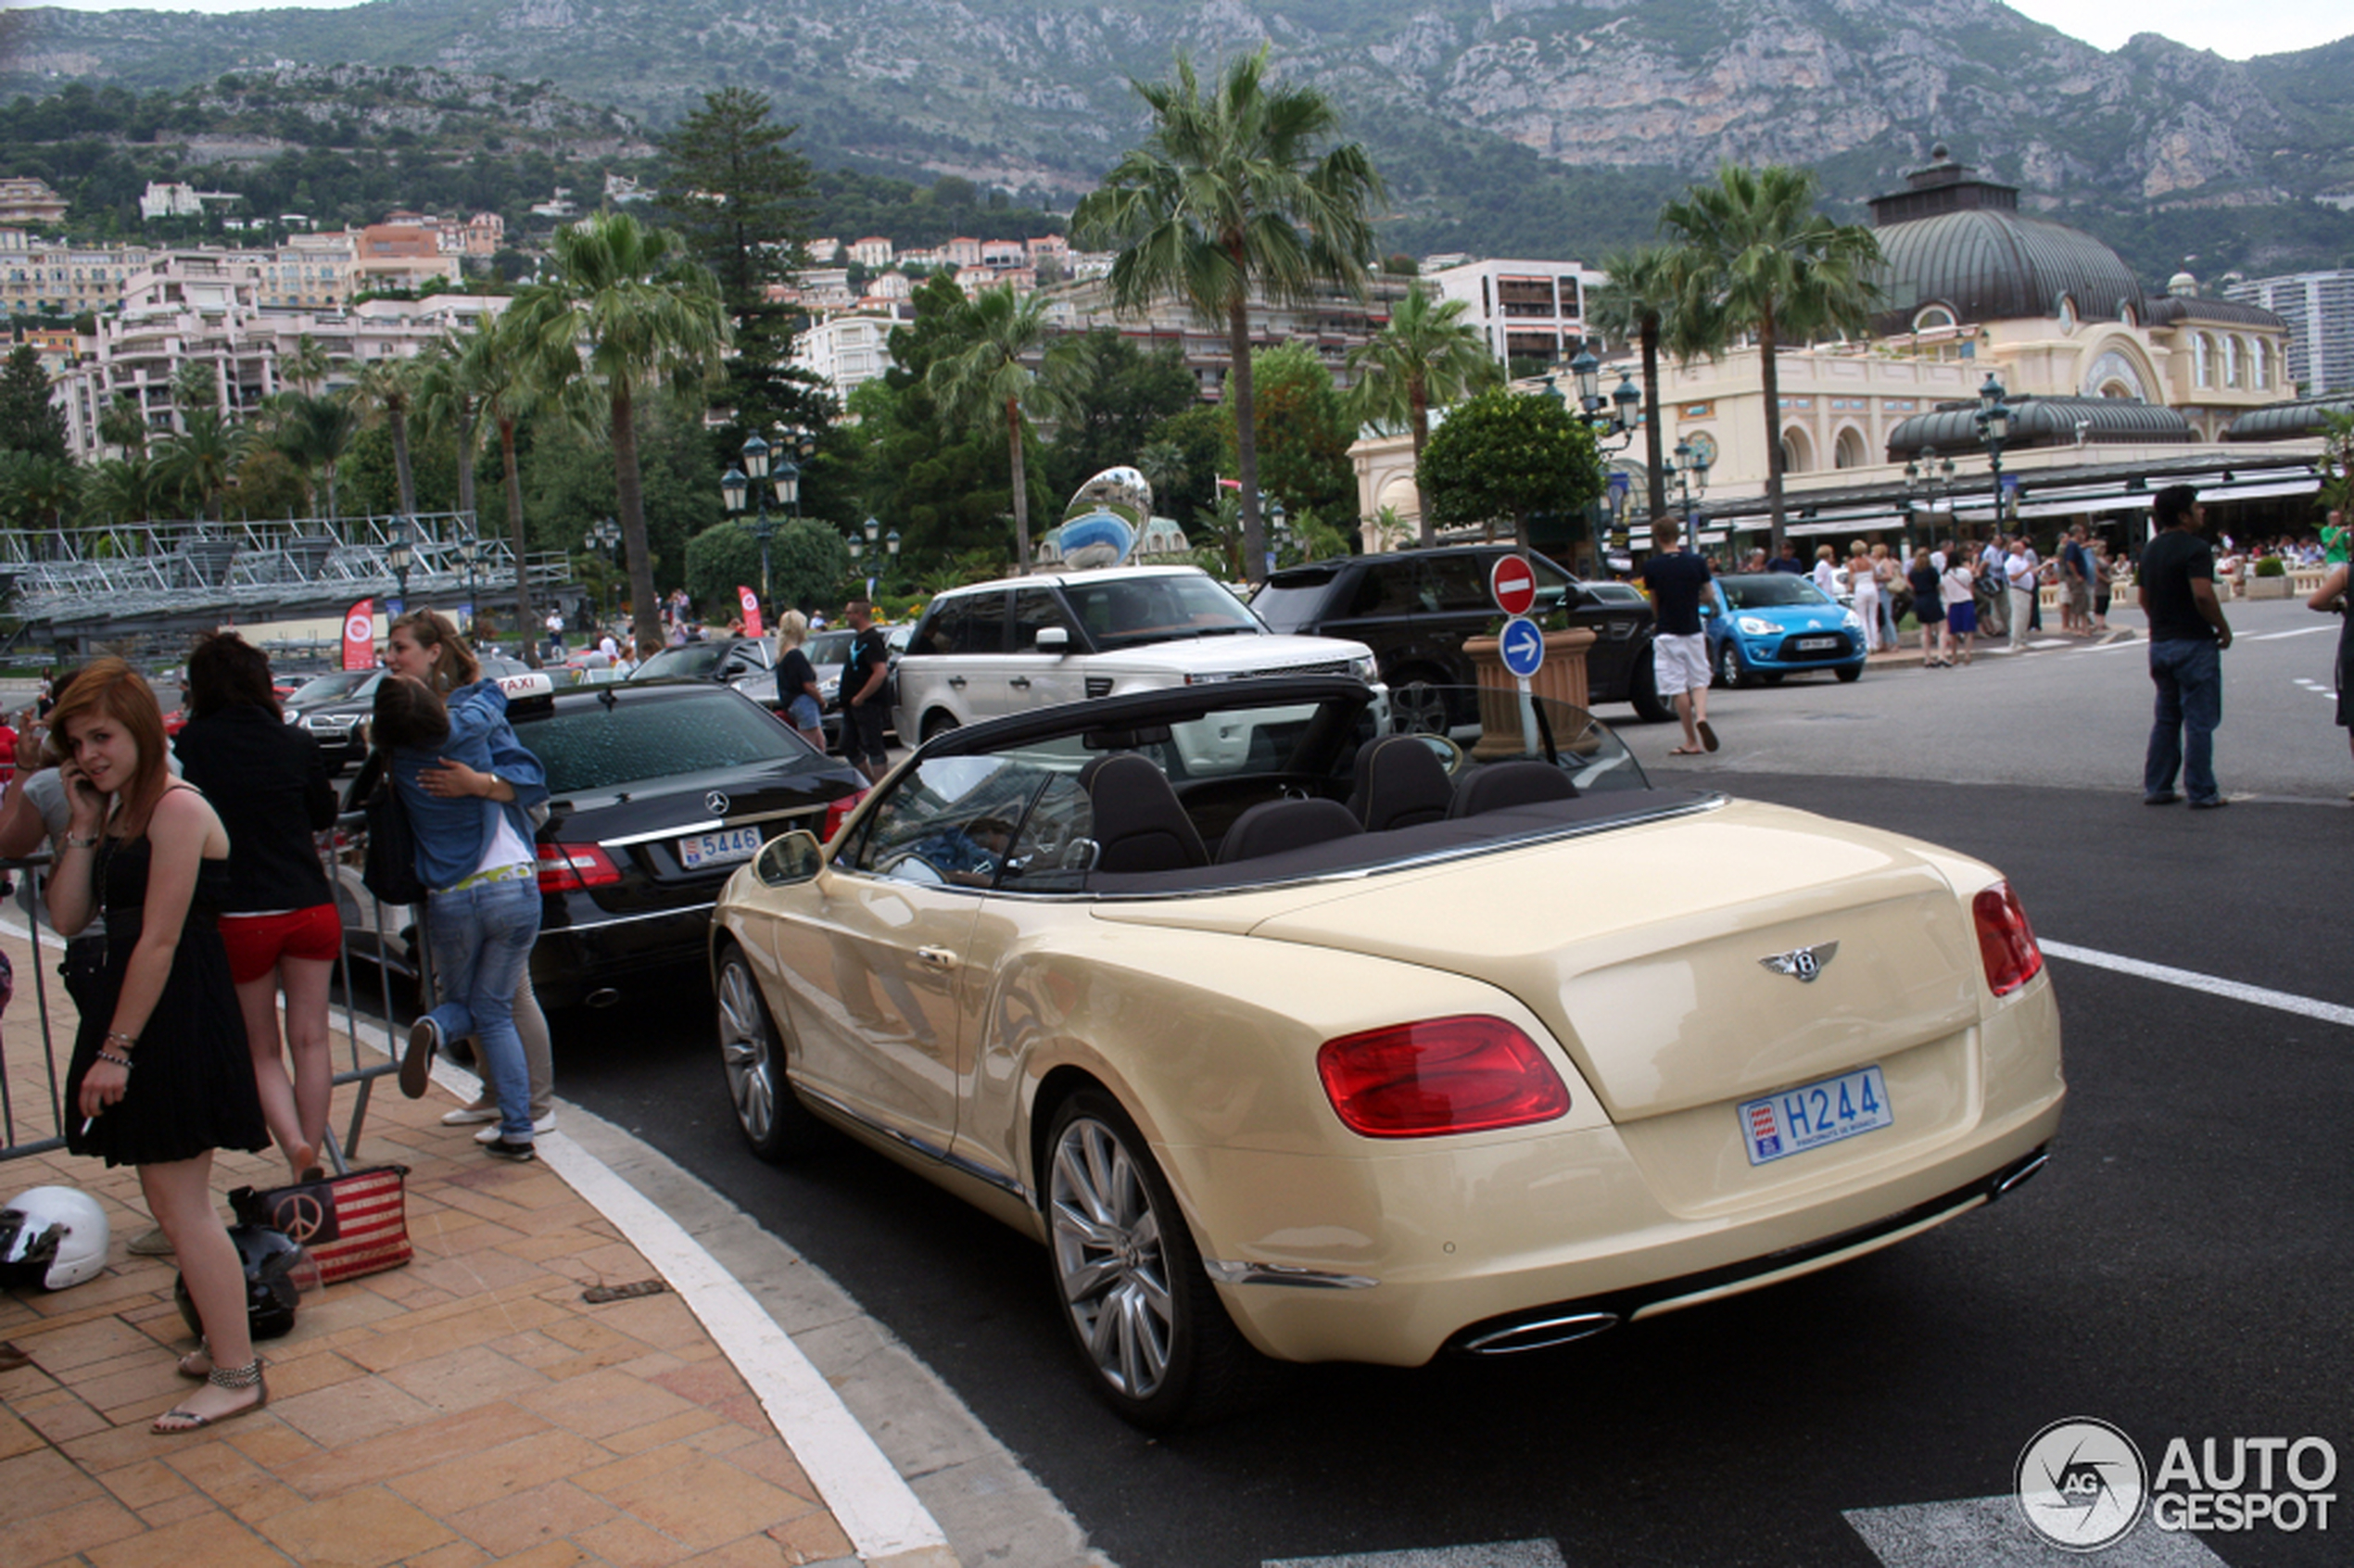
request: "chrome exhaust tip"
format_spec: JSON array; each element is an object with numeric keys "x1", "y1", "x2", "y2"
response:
[
  {"x1": 1991, "y1": 1148, "x2": 2049, "y2": 1198},
  {"x1": 1457, "y1": 1310, "x2": 1621, "y2": 1356}
]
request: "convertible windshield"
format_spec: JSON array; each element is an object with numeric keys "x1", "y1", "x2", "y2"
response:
[
  {"x1": 1064, "y1": 574, "x2": 1264, "y2": 651},
  {"x1": 1718, "y1": 575, "x2": 1834, "y2": 611}
]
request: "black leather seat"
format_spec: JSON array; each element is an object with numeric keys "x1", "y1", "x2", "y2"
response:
[
  {"x1": 1076, "y1": 752, "x2": 1208, "y2": 872},
  {"x1": 1214, "y1": 798, "x2": 1363, "y2": 864},
  {"x1": 1347, "y1": 735, "x2": 1455, "y2": 831},
  {"x1": 1447, "y1": 759, "x2": 1579, "y2": 818}
]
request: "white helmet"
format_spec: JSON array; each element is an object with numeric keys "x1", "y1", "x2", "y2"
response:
[{"x1": 0, "y1": 1185, "x2": 110, "y2": 1290}]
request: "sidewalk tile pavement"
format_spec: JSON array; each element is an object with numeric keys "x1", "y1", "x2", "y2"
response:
[{"x1": 0, "y1": 923, "x2": 899, "y2": 1567}]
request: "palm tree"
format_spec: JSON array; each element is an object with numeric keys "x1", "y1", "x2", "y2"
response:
[
  {"x1": 462, "y1": 309, "x2": 579, "y2": 667},
  {"x1": 926, "y1": 284, "x2": 1094, "y2": 572},
  {"x1": 413, "y1": 334, "x2": 483, "y2": 532},
  {"x1": 1659, "y1": 163, "x2": 1882, "y2": 555},
  {"x1": 281, "y1": 332, "x2": 331, "y2": 398},
  {"x1": 1072, "y1": 46, "x2": 1384, "y2": 580},
  {"x1": 271, "y1": 391, "x2": 361, "y2": 520},
  {"x1": 82, "y1": 454, "x2": 165, "y2": 526},
  {"x1": 349, "y1": 355, "x2": 423, "y2": 518},
  {"x1": 1588, "y1": 247, "x2": 1688, "y2": 528},
  {"x1": 1345, "y1": 285, "x2": 1496, "y2": 546},
  {"x1": 513, "y1": 210, "x2": 730, "y2": 640},
  {"x1": 155, "y1": 406, "x2": 250, "y2": 521}
]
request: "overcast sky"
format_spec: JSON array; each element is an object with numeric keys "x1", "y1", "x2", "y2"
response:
[{"x1": 18, "y1": 0, "x2": 2351, "y2": 63}]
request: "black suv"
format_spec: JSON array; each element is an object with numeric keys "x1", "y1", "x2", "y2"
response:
[{"x1": 1254, "y1": 546, "x2": 1671, "y2": 727}]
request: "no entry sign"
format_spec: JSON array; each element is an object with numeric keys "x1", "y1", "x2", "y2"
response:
[{"x1": 1490, "y1": 553, "x2": 1538, "y2": 616}]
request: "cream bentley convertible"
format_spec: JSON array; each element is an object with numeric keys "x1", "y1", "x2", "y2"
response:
[{"x1": 710, "y1": 677, "x2": 2063, "y2": 1427}]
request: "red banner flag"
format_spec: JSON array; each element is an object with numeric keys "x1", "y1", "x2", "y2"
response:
[
  {"x1": 341, "y1": 599, "x2": 376, "y2": 671},
  {"x1": 737, "y1": 586, "x2": 763, "y2": 638}
]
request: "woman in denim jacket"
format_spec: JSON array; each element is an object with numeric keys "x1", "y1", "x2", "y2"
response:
[{"x1": 375, "y1": 611, "x2": 549, "y2": 1160}]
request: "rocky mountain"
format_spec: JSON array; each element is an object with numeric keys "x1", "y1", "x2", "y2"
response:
[{"x1": 6, "y1": 0, "x2": 2352, "y2": 274}]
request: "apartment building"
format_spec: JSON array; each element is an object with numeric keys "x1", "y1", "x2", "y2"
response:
[
  {"x1": 791, "y1": 312, "x2": 896, "y2": 404},
  {"x1": 0, "y1": 177, "x2": 70, "y2": 226},
  {"x1": 2224, "y1": 268, "x2": 2354, "y2": 396},
  {"x1": 0, "y1": 234, "x2": 155, "y2": 317},
  {"x1": 1038, "y1": 271, "x2": 1414, "y2": 400},
  {"x1": 1425, "y1": 257, "x2": 1607, "y2": 369},
  {"x1": 53, "y1": 256, "x2": 505, "y2": 459}
]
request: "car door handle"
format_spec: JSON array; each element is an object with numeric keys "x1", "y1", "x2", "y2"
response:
[
  {"x1": 947, "y1": 675, "x2": 967, "y2": 689},
  {"x1": 917, "y1": 947, "x2": 959, "y2": 970},
  {"x1": 1008, "y1": 676, "x2": 1031, "y2": 689}
]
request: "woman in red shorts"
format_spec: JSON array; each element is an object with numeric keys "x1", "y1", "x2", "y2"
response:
[{"x1": 174, "y1": 632, "x2": 340, "y2": 1178}]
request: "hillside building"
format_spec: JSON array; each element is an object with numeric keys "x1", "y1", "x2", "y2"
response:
[
  {"x1": 791, "y1": 312, "x2": 896, "y2": 405},
  {"x1": 52, "y1": 258, "x2": 504, "y2": 459},
  {"x1": 138, "y1": 182, "x2": 241, "y2": 221},
  {"x1": 2223, "y1": 268, "x2": 2354, "y2": 396},
  {"x1": 0, "y1": 177, "x2": 69, "y2": 227},
  {"x1": 1038, "y1": 272, "x2": 1415, "y2": 402}
]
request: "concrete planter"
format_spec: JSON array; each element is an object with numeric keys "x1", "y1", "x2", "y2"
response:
[
  {"x1": 2244, "y1": 574, "x2": 2292, "y2": 600},
  {"x1": 1462, "y1": 627, "x2": 1599, "y2": 760}
]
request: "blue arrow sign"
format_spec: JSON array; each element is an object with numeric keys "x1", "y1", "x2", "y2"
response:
[{"x1": 1500, "y1": 615, "x2": 1546, "y2": 678}]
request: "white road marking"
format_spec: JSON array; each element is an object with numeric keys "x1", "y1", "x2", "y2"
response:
[
  {"x1": 1845, "y1": 1496, "x2": 2230, "y2": 1566},
  {"x1": 2244, "y1": 626, "x2": 2335, "y2": 641},
  {"x1": 2041, "y1": 941, "x2": 2354, "y2": 1030},
  {"x1": 1265, "y1": 1543, "x2": 1566, "y2": 1568}
]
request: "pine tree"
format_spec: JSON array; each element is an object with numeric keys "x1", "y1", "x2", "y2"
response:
[{"x1": 0, "y1": 346, "x2": 70, "y2": 461}]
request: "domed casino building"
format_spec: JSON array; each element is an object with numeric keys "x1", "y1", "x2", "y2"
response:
[{"x1": 1351, "y1": 146, "x2": 2334, "y2": 567}]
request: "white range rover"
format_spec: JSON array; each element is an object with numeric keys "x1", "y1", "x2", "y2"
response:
[{"x1": 892, "y1": 564, "x2": 1385, "y2": 744}]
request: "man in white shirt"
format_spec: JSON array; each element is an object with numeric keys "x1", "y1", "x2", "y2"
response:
[{"x1": 2005, "y1": 538, "x2": 2037, "y2": 651}]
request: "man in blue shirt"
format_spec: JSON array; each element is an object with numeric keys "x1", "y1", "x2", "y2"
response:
[{"x1": 1639, "y1": 517, "x2": 1717, "y2": 754}]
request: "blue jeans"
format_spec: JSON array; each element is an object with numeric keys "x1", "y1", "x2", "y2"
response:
[
  {"x1": 2145, "y1": 639, "x2": 2222, "y2": 803},
  {"x1": 423, "y1": 878, "x2": 542, "y2": 1140}
]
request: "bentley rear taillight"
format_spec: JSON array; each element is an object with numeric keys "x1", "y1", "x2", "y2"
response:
[
  {"x1": 1317, "y1": 1015, "x2": 1570, "y2": 1138},
  {"x1": 1973, "y1": 880, "x2": 2044, "y2": 996},
  {"x1": 538, "y1": 842, "x2": 622, "y2": 893}
]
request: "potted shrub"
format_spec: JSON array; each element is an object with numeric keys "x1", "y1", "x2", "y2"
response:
[{"x1": 2247, "y1": 555, "x2": 2291, "y2": 599}]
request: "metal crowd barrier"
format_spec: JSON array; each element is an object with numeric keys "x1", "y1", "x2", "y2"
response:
[{"x1": 0, "y1": 817, "x2": 420, "y2": 1170}]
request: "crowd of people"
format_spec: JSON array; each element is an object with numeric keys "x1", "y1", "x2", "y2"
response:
[{"x1": 0, "y1": 611, "x2": 552, "y2": 1433}]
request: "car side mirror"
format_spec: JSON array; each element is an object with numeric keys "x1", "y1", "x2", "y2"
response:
[
  {"x1": 1034, "y1": 626, "x2": 1069, "y2": 655},
  {"x1": 753, "y1": 829, "x2": 823, "y2": 888}
]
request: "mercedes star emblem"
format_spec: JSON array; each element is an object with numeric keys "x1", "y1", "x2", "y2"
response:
[
  {"x1": 705, "y1": 790, "x2": 730, "y2": 816},
  {"x1": 1759, "y1": 942, "x2": 1839, "y2": 982}
]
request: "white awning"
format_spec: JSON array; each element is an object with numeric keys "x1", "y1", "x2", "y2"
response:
[
  {"x1": 2010, "y1": 492, "x2": 2158, "y2": 519},
  {"x1": 2199, "y1": 477, "x2": 2319, "y2": 503}
]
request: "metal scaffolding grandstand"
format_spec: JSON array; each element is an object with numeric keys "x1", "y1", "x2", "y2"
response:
[{"x1": 1, "y1": 513, "x2": 578, "y2": 656}]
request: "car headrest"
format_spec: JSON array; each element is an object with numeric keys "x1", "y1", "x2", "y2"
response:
[
  {"x1": 1214, "y1": 797, "x2": 1363, "y2": 865},
  {"x1": 1076, "y1": 752, "x2": 1208, "y2": 873},
  {"x1": 1448, "y1": 759, "x2": 1579, "y2": 818},
  {"x1": 1348, "y1": 734, "x2": 1455, "y2": 832}
]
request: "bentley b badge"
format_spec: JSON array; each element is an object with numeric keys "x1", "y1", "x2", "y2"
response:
[{"x1": 1760, "y1": 942, "x2": 1838, "y2": 982}]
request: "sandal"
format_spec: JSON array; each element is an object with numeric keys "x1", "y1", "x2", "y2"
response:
[
  {"x1": 154, "y1": 1358, "x2": 268, "y2": 1434},
  {"x1": 1668, "y1": 745, "x2": 1705, "y2": 755}
]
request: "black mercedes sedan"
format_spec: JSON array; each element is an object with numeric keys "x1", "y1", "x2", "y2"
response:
[{"x1": 337, "y1": 675, "x2": 868, "y2": 1011}]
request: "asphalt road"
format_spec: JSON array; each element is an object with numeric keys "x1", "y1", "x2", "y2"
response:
[{"x1": 550, "y1": 600, "x2": 2350, "y2": 1568}]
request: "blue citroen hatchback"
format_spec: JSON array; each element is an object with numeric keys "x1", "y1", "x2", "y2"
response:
[{"x1": 1703, "y1": 573, "x2": 1867, "y2": 688}]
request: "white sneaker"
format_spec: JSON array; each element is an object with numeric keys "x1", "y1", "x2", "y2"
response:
[
  {"x1": 441, "y1": 1106, "x2": 500, "y2": 1127},
  {"x1": 476, "y1": 1113, "x2": 557, "y2": 1144}
]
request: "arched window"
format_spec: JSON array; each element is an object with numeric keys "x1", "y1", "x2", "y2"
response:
[
  {"x1": 1781, "y1": 427, "x2": 1813, "y2": 474},
  {"x1": 2224, "y1": 336, "x2": 2243, "y2": 388},
  {"x1": 2193, "y1": 334, "x2": 2211, "y2": 388},
  {"x1": 2252, "y1": 338, "x2": 2270, "y2": 389},
  {"x1": 1912, "y1": 305, "x2": 1955, "y2": 332},
  {"x1": 1833, "y1": 427, "x2": 1867, "y2": 469}
]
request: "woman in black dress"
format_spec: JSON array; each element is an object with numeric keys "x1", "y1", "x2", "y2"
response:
[{"x1": 52, "y1": 658, "x2": 272, "y2": 1432}]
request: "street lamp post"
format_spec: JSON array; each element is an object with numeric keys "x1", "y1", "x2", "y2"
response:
[
  {"x1": 1975, "y1": 373, "x2": 2014, "y2": 541},
  {"x1": 884, "y1": 528, "x2": 901, "y2": 594},
  {"x1": 586, "y1": 516, "x2": 621, "y2": 623},
  {"x1": 1666, "y1": 436, "x2": 1713, "y2": 514},
  {"x1": 386, "y1": 515, "x2": 413, "y2": 613},
  {"x1": 458, "y1": 532, "x2": 479, "y2": 639},
  {"x1": 1904, "y1": 445, "x2": 1955, "y2": 554},
  {"x1": 1267, "y1": 499, "x2": 1287, "y2": 575}
]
